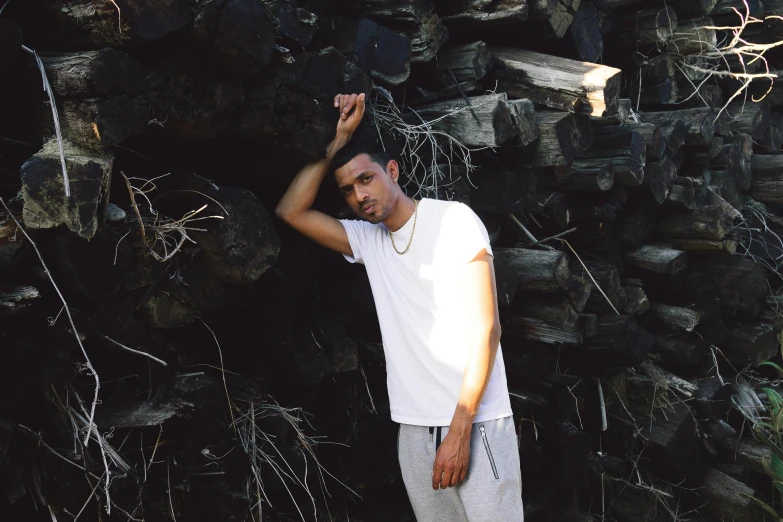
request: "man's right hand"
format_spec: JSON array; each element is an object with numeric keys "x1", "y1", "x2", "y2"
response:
[{"x1": 334, "y1": 92, "x2": 366, "y2": 142}]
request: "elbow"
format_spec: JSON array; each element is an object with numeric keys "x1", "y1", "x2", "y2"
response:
[{"x1": 275, "y1": 203, "x2": 292, "y2": 223}]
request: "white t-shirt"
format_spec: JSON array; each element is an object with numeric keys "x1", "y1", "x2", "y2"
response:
[{"x1": 340, "y1": 198, "x2": 513, "y2": 426}]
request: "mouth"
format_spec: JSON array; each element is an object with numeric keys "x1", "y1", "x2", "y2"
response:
[{"x1": 362, "y1": 204, "x2": 375, "y2": 215}]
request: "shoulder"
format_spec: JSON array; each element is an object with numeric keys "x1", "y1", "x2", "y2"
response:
[
  {"x1": 431, "y1": 200, "x2": 481, "y2": 226},
  {"x1": 339, "y1": 218, "x2": 385, "y2": 244},
  {"x1": 422, "y1": 198, "x2": 475, "y2": 219}
]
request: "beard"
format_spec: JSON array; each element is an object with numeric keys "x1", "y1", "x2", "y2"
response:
[{"x1": 357, "y1": 200, "x2": 389, "y2": 224}]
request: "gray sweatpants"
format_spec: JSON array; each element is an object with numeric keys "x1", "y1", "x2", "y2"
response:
[{"x1": 398, "y1": 416, "x2": 524, "y2": 522}]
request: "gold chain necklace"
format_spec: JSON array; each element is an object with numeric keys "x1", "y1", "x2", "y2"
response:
[{"x1": 389, "y1": 199, "x2": 418, "y2": 255}]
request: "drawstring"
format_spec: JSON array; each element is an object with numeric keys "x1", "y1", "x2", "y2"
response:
[{"x1": 428, "y1": 426, "x2": 442, "y2": 451}]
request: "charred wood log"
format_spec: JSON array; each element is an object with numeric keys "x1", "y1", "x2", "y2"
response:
[
  {"x1": 512, "y1": 293, "x2": 581, "y2": 331},
  {"x1": 607, "y1": 488, "x2": 670, "y2": 522},
  {"x1": 570, "y1": 259, "x2": 625, "y2": 313},
  {"x1": 141, "y1": 259, "x2": 226, "y2": 329},
  {"x1": 715, "y1": 435, "x2": 771, "y2": 475},
  {"x1": 548, "y1": 161, "x2": 615, "y2": 191},
  {"x1": 641, "y1": 155, "x2": 678, "y2": 204},
  {"x1": 435, "y1": 0, "x2": 529, "y2": 25},
  {"x1": 666, "y1": 17, "x2": 717, "y2": 55},
  {"x1": 667, "y1": 237, "x2": 738, "y2": 254},
  {"x1": 657, "y1": 203, "x2": 741, "y2": 240},
  {"x1": 649, "y1": 302, "x2": 700, "y2": 331},
  {"x1": 527, "y1": 111, "x2": 581, "y2": 166},
  {"x1": 567, "y1": 189, "x2": 626, "y2": 221},
  {"x1": 469, "y1": 168, "x2": 527, "y2": 213},
  {"x1": 436, "y1": 41, "x2": 495, "y2": 82},
  {"x1": 525, "y1": 191, "x2": 571, "y2": 229},
  {"x1": 44, "y1": 96, "x2": 149, "y2": 149},
  {"x1": 640, "y1": 403, "x2": 703, "y2": 482},
  {"x1": 652, "y1": 330, "x2": 710, "y2": 365},
  {"x1": 639, "y1": 107, "x2": 716, "y2": 146},
  {"x1": 686, "y1": 255, "x2": 768, "y2": 316},
  {"x1": 271, "y1": 2, "x2": 318, "y2": 45},
  {"x1": 39, "y1": 49, "x2": 145, "y2": 98},
  {"x1": 20, "y1": 139, "x2": 113, "y2": 239},
  {"x1": 60, "y1": 0, "x2": 196, "y2": 47},
  {"x1": 508, "y1": 99, "x2": 540, "y2": 146},
  {"x1": 191, "y1": 187, "x2": 280, "y2": 284},
  {"x1": 350, "y1": 1, "x2": 447, "y2": 62},
  {"x1": 591, "y1": 314, "x2": 653, "y2": 364},
  {"x1": 494, "y1": 248, "x2": 571, "y2": 292},
  {"x1": 664, "y1": 179, "x2": 698, "y2": 210},
  {"x1": 617, "y1": 6, "x2": 678, "y2": 47},
  {"x1": 708, "y1": 169, "x2": 742, "y2": 211},
  {"x1": 491, "y1": 46, "x2": 622, "y2": 116},
  {"x1": 567, "y1": 276, "x2": 593, "y2": 312},
  {"x1": 579, "y1": 313, "x2": 598, "y2": 339},
  {"x1": 749, "y1": 154, "x2": 783, "y2": 203},
  {"x1": 410, "y1": 93, "x2": 517, "y2": 147},
  {"x1": 693, "y1": 377, "x2": 735, "y2": 421},
  {"x1": 728, "y1": 100, "x2": 771, "y2": 140},
  {"x1": 578, "y1": 131, "x2": 646, "y2": 186},
  {"x1": 593, "y1": 122, "x2": 665, "y2": 161},
  {"x1": 570, "y1": 2, "x2": 605, "y2": 63},
  {"x1": 237, "y1": 48, "x2": 372, "y2": 157},
  {"x1": 625, "y1": 243, "x2": 688, "y2": 274},
  {"x1": 193, "y1": 0, "x2": 277, "y2": 69},
  {"x1": 622, "y1": 285, "x2": 649, "y2": 315},
  {"x1": 761, "y1": 110, "x2": 783, "y2": 152},
  {"x1": 501, "y1": 318, "x2": 577, "y2": 353},
  {"x1": 146, "y1": 65, "x2": 245, "y2": 142},
  {"x1": 700, "y1": 468, "x2": 761, "y2": 522},
  {"x1": 591, "y1": 98, "x2": 632, "y2": 126},
  {"x1": 318, "y1": 17, "x2": 411, "y2": 85},
  {"x1": 724, "y1": 321, "x2": 779, "y2": 367},
  {"x1": 0, "y1": 286, "x2": 40, "y2": 316}
]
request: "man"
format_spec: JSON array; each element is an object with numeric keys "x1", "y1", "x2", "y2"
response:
[{"x1": 276, "y1": 92, "x2": 523, "y2": 521}]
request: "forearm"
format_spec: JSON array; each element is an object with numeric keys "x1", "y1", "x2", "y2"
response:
[
  {"x1": 276, "y1": 137, "x2": 347, "y2": 218},
  {"x1": 449, "y1": 323, "x2": 501, "y2": 436}
]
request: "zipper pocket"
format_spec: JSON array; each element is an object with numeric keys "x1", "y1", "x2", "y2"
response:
[{"x1": 479, "y1": 424, "x2": 500, "y2": 480}]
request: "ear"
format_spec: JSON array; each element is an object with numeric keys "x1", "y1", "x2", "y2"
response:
[{"x1": 387, "y1": 159, "x2": 399, "y2": 183}]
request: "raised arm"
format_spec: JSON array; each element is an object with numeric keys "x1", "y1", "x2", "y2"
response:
[{"x1": 275, "y1": 93, "x2": 365, "y2": 255}]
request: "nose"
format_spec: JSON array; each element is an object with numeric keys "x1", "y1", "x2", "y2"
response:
[{"x1": 355, "y1": 188, "x2": 369, "y2": 203}]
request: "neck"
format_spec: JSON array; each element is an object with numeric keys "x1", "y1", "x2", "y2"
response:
[{"x1": 383, "y1": 194, "x2": 417, "y2": 232}]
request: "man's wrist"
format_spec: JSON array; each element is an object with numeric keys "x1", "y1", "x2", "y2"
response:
[
  {"x1": 328, "y1": 133, "x2": 351, "y2": 157},
  {"x1": 449, "y1": 408, "x2": 476, "y2": 438}
]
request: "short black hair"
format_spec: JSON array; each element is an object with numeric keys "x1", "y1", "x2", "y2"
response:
[{"x1": 332, "y1": 126, "x2": 400, "y2": 174}]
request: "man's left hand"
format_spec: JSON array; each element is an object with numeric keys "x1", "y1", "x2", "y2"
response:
[{"x1": 432, "y1": 429, "x2": 471, "y2": 489}]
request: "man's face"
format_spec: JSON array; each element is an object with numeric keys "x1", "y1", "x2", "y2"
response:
[{"x1": 335, "y1": 153, "x2": 397, "y2": 224}]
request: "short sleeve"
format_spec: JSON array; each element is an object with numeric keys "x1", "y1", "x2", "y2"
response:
[
  {"x1": 339, "y1": 219, "x2": 368, "y2": 265},
  {"x1": 448, "y1": 203, "x2": 494, "y2": 264}
]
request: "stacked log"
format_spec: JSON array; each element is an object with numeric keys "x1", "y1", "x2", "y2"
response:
[{"x1": 2, "y1": 0, "x2": 783, "y2": 520}]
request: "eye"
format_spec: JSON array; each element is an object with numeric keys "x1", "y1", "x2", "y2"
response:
[{"x1": 362, "y1": 175, "x2": 373, "y2": 183}]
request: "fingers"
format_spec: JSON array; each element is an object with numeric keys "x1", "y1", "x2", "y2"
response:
[
  {"x1": 432, "y1": 460, "x2": 462, "y2": 489},
  {"x1": 432, "y1": 460, "x2": 443, "y2": 490},
  {"x1": 334, "y1": 93, "x2": 366, "y2": 121},
  {"x1": 440, "y1": 466, "x2": 457, "y2": 488},
  {"x1": 342, "y1": 93, "x2": 358, "y2": 120},
  {"x1": 356, "y1": 92, "x2": 365, "y2": 115}
]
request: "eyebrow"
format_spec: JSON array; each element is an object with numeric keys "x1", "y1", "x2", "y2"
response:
[{"x1": 339, "y1": 171, "x2": 373, "y2": 191}]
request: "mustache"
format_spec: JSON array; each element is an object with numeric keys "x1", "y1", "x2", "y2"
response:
[{"x1": 359, "y1": 201, "x2": 377, "y2": 212}]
